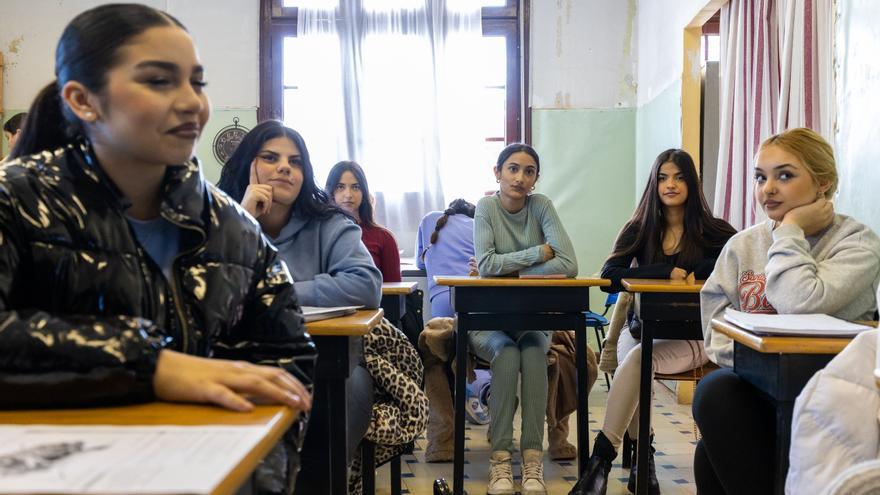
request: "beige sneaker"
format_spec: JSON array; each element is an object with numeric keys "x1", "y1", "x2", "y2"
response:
[
  {"x1": 521, "y1": 449, "x2": 547, "y2": 495},
  {"x1": 487, "y1": 450, "x2": 515, "y2": 495}
]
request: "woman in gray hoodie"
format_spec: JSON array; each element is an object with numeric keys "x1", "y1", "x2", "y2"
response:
[
  {"x1": 217, "y1": 121, "x2": 381, "y2": 490},
  {"x1": 693, "y1": 127, "x2": 880, "y2": 494}
]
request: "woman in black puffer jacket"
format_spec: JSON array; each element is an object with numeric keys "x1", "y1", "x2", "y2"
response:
[{"x1": 0, "y1": 4, "x2": 316, "y2": 493}]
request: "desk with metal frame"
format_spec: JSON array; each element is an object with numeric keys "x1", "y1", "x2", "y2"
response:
[
  {"x1": 621, "y1": 279, "x2": 704, "y2": 495},
  {"x1": 436, "y1": 275, "x2": 610, "y2": 495},
  {"x1": 299, "y1": 309, "x2": 384, "y2": 494},
  {"x1": 381, "y1": 281, "x2": 418, "y2": 329},
  {"x1": 711, "y1": 318, "x2": 860, "y2": 494}
]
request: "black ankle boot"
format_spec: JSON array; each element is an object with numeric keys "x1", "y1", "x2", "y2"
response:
[
  {"x1": 568, "y1": 432, "x2": 617, "y2": 495},
  {"x1": 433, "y1": 478, "x2": 451, "y2": 495},
  {"x1": 627, "y1": 435, "x2": 660, "y2": 494}
]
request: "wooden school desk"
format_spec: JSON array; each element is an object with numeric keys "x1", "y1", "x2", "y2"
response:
[
  {"x1": 435, "y1": 275, "x2": 610, "y2": 495},
  {"x1": 0, "y1": 402, "x2": 295, "y2": 495},
  {"x1": 711, "y1": 318, "x2": 863, "y2": 495},
  {"x1": 400, "y1": 257, "x2": 427, "y2": 278},
  {"x1": 300, "y1": 309, "x2": 384, "y2": 495},
  {"x1": 381, "y1": 281, "x2": 418, "y2": 330},
  {"x1": 621, "y1": 278, "x2": 704, "y2": 495}
]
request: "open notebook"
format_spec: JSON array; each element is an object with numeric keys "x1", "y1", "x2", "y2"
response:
[
  {"x1": 301, "y1": 306, "x2": 361, "y2": 323},
  {"x1": 724, "y1": 308, "x2": 873, "y2": 337}
]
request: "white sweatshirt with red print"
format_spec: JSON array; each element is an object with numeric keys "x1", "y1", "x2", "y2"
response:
[{"x1": 701, "y1": 214, "x2": 880, "y2": 367}]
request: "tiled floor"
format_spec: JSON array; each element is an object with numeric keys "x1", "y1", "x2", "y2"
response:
[{"x1": 372, "y1": 381, "x2": 698, "y2": 495}]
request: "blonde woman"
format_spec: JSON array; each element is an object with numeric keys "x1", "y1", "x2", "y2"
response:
[{"x1": 694, "y1": 128, "x2": 880, "y2": 494}]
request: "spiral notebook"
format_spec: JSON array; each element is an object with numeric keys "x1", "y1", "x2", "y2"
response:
[{"x1": 723, "y1": 308, "x2": 872, "y2": 337}]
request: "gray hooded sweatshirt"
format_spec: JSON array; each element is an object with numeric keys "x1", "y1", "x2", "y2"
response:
[{"x1": 701, "y1": 214, "x2": 880, "y2": 367}]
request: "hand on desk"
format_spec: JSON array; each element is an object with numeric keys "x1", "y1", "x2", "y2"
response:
[
  {"x1": 670, "y1": 267, "x2": 696, "y2": 284},
  {"x1": 468, "y1": 256, "x2": 479, "y2": 277},
  {"x1": 154, "y1": 350, "x2": 312, "y2": 413}
]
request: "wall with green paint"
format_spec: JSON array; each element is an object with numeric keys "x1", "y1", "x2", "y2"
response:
[
  {"x1": 532, "y1": 108, "x2": 636, "y2": 308},
  {"x1": 634, "y1": 80, "x2": 683, "y2": 198}
]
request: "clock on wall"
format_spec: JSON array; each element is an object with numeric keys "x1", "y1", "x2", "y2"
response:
[{"x1": 212, "y1": 117, "x2": 250, "y2": 164}]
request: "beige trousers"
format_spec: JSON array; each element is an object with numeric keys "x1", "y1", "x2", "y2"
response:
[{"x1": 601, "y1": 328, "x2": 707, "y2": 450}]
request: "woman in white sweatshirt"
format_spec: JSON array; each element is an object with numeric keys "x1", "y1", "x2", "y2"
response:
[
  {"x1": 693, "y1": 127, "x2": 880, "y2": 494},
  {"x1": 786, "y1": 314, "x2": 880, "y2": 494}
]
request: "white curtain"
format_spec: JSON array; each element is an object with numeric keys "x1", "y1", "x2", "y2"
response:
[
  {"x1": 292, "y1": 0, "x2": 485, "y2": 256},
  {"x1": 714, "y1": 0, "x2": 833, "y2": 230}
]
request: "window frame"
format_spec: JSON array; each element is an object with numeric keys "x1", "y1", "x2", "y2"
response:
[{"x1": 258, "y1": 0, "x2": 528, "y2": 143}]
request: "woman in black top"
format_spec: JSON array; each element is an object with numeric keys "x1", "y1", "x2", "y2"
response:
[{"x1": 570, "y1": 149, "x2": 735, "y2": 495}]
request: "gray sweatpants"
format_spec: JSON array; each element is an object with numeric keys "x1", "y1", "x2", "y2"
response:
[{"x1": 469, "y1": 330, "x2": 550, "y2": 453}]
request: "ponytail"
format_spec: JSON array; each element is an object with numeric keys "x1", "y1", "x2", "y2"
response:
[
  {"x1": 10, "y1": 82, "x2": 77, "y2": 159},
  {"x1": 422, "y1": 198, "x2": 476, "y2": 261}
]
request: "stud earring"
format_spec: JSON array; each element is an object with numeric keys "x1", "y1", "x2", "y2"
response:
[
  {"x1": 531, "y1": 186, "x2": 536, "y2": 191},
  {"x1": 84, "y1": 112, "x2": 94, "y2": 120},
  {"x1": 496, "y1": 179, "x2": 501, "y2": 183}
]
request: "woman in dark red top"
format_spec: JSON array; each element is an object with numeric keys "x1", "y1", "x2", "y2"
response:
[{"x1": 325, "y1": 161, "x2": 402, "y2": 282}]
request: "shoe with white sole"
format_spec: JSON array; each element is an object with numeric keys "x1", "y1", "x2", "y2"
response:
[
  {"x1": 487, "y1": 450, "x2": 516, "y2": 495},
  {"x1": 521, "y1": 449, "x2": 548, "y2": 495}
]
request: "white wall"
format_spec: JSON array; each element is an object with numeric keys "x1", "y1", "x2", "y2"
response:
[
  {"x1": 635, "y1": 0, "x2": 708, "y2": 106},
  {"x1": 834, "y1": 0, "x2": 880, "y2": 234},
  {"x1": 0, "y1": 0, "x2": 258, "y2": 110},
  {"x1": 530, "y1": 0, "x2": 637, "y2": 109}
]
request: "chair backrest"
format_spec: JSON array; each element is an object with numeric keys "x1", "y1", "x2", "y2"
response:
[{"x1": 605, "y1": 292, "x2": 619, "y2": 308}]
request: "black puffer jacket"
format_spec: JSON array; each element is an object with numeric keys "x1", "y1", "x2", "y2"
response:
[{"x1": 0, "y1": 141, "x2": 317, "y2": 408}]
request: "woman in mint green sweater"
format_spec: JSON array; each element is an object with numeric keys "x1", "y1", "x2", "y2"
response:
[{"x1": 472, "y1": 143, "x2": 578, "y2": 495}]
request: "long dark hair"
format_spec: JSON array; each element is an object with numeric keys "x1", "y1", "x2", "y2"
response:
[
  {"x1": 217, "y1": 120, "x2": 344, "y2": 220},
  {"x1": 324, "y1": 160, "x2": 379, "y2": 228},
  {"x1": 609, "y1": 149, "x2": 736, "y2": 266},
  {"x1": 11, "y1": 4, "x2": 184, "y2": 159},
  {"x1": 3, "y1": 113, "x2": 26, "y2": 134},
  {"x1": 422, "y1": 198, "x2": 476, "y2": 261},
  {"x1": 495, "y1": 143, "x2": 541, "y2": 175}
]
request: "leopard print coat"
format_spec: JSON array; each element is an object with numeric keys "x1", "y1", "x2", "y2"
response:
[{"x1": 348, "y1": 317, "x2": 428, "y2": 494}]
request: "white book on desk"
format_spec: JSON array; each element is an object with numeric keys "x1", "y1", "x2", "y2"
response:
[
  {"x1": 301, "y1": 305, "x2": 361, "y2": 322},
  {"x1": 724, "y1": 308, "x2": 872, "y2": 337}
]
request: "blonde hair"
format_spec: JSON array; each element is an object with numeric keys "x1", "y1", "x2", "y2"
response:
[{"x1": 760, "y1": 127, "x2": 838, "y2": 198}]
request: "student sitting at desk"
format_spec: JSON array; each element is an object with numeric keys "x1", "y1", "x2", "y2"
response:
[
  {"x1": 326, "y1": 160, "x2": 402, "y2": 283},
  {"x1": 415, "y1": 198, "x2": 476, "y2": 319},
  {"x1": 474, "y1": 143, "x2": 577, "y2": 495},
  {"x1": 570, "y1": 149, "x2": 735, "y2": 495},
  {"x1": 2, "y1": 112, "x2": 26, "y2": 161},
  {"x1": 218, "y1": 121, "x2": 426, "y2": 494},
  {"x1": 0, "y1": 4, "x2": 316, "y2": 491},
  {"x1": 694, "y1": 127, "x2": 880, "y2": 494}
]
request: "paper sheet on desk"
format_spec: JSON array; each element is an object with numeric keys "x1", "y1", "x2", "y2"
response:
[
  {"x1": 724, "y1": 308, "x2": 873, "y2": 337},
  {"x1": 0, "y1": 425, "x2": 266, "y2": 494}
]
